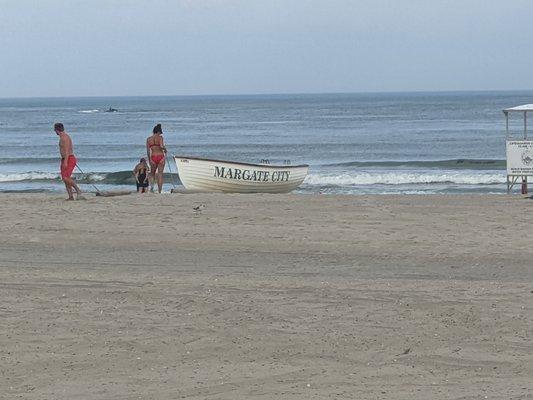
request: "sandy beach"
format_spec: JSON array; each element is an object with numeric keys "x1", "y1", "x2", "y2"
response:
[{"x1": 1, "y1": 193, "x2": 532, "y2": 399}]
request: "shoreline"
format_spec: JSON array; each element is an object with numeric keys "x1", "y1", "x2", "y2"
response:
[
  {"x1": 0, "y1": 189, "x2": 518, "y2": 196},
  {"x1": 1, "y1": 193, "x2": 532, "y2": 399}
]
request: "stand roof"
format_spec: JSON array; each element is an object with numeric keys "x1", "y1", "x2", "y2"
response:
[{"x1": 504, "y1": 104, "x2": 533, "y2": 113}]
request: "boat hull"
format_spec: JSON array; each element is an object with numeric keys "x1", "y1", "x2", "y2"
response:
[{"x1": 173, "y1": 156, "x2": 308, "y2": 193}]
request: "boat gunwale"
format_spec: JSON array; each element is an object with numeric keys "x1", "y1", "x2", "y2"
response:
[{"x1": 173, "y1": 155, "x2": 309, "y2": 169}]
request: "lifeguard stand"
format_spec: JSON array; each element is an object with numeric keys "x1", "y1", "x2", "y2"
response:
[{"x1": 504, "y1": 104, "x2": 533, "y2": 194}]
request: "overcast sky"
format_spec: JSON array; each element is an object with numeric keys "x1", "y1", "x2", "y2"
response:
[{"x1": 1, "y1": 0, "x2": 532, "y2": 97}]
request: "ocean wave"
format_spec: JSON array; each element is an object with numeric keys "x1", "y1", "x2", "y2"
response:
[
  {"x1": 79, "y1": 109, "x2": 99, "y2": 113},
  {"x1": 323, "y1": 158, "x2": 506, "y2": 170},
  {"x1": 0, "y1": 172, "x2": 60, "y2": 182},
  {"x1": 304, "y1": 171, "x2": 506, "y2": 186},
  {"x1": 0, "y1": 157, "x2": 140, "y2": 165},
  {"x1": 0, "y1": 170, "x2": 179, "y2": 185}
]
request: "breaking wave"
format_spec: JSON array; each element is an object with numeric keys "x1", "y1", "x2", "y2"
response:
[
  {"x1": 0, "y1": 170, "x2": 180, "y2": 185},
  {"x1": 304, "y1": 171, "x2": 505, "y2": 186},
  {"x1": 0, "y1": 156, "x2": 139, "y2": 166},
  {"x1": 0, "y1": 172, "x2": 60, "y2": 182},
  {"x1": 1, "y1": 168, "x2": 505, "y2": 187}
]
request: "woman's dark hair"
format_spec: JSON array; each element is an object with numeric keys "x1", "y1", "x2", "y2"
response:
[{"x1": 153, "y1": 123, "x2": 162, "y2": 134}]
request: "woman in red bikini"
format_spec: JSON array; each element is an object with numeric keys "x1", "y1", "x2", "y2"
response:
[{"x1": 146, "y1": 123, "x2": 167, "y2": 193}]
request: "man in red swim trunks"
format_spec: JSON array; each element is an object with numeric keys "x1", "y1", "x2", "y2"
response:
[{"x1": 55, "y1": 122, "x2": 84, "y2": 200}]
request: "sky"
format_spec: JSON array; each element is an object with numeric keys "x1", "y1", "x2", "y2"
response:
[{"x1": 0, "y1": 0, "x2": 532, "y2": 97}]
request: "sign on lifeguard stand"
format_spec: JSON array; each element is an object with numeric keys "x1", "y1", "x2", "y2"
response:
[{"x1": 504, "y1": 104, "x2": 533, "y2": 194}]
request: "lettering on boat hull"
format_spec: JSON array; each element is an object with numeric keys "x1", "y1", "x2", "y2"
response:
[{"x1": 214, "y1": 166, "x2": 291, "y2": 182}]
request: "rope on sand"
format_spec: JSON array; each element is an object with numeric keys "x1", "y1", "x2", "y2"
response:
[
  {"x1": 75, "y1": 164, "x2": 103, "y2": 194},
  {"x1": 75, "y1": 164, "x2": 131, "y2": 197}
]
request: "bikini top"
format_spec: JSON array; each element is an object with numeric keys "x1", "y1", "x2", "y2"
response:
[{"x1": 148, "y1": 136, "x2": 163, "y2": 148}]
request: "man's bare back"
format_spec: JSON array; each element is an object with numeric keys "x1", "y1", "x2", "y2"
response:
[{"x1": 58, "y1": 131, "x2": 74, "y2": 161}]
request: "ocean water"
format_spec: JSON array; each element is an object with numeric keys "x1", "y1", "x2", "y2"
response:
[{"x1": 0, "y1": 91, "x2": 530, "y2": 194}]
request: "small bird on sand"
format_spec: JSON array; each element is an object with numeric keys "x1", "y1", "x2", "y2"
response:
[{"x1": 395, "y1": 348, "x2": 411, "y2": 356}]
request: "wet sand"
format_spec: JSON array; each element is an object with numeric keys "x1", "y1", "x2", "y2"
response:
[{"x1": 1, "y1": 193, "x2": 532, "y2": 399}]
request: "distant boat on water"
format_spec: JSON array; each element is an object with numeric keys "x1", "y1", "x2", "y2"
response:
[
  {"x1": 173, "y1": 156, "x2": 308, "y2": 193},
  {"x1": 105, "y1": 107, "x2": 118, "y2": 112}
]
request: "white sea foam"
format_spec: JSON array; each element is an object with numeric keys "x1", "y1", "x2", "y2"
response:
[
  {"x1": 87, "y1": 173, "x2": 105, "y2": 181},
  {"x1": 0, "y1": 171, "x2": 108, "y2": 183},
  {"x1": 304, "y1": 171, "x2": 506, "y2": 186},
  {"x1": 79, "y1": 109, "x2": 99, "y2": 113},
  {"x1": 0, "y1": 172, "x2": 59, "y2": 182}
]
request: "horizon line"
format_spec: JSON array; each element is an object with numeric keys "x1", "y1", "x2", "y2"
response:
[{"x1": 1, "y1": 88, "x2": 533, "y2": 101}]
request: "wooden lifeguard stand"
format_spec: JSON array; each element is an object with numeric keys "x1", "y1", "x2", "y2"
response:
[{"x1": 504, "y1": 104, "x2": 533, "y2": 194}]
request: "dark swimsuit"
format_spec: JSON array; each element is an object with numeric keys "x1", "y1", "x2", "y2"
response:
[{"x1": 137, "y1": 167, "x2": 149, "y2": 189}]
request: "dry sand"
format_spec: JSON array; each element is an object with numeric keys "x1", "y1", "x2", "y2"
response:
[{"x1": 1, "y1": 193, "x2": 532, "y2": 399}]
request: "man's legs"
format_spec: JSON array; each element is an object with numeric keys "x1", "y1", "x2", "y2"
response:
[
  {"x1": 63, "y1": 177, "x2": 82, "y2": 198},
  {"x1": 61, "y1": 156, "x2": 83, "y2": 199},
  {"x1": 63, "y1": 178, "x2": 74, "y2": 200}
]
